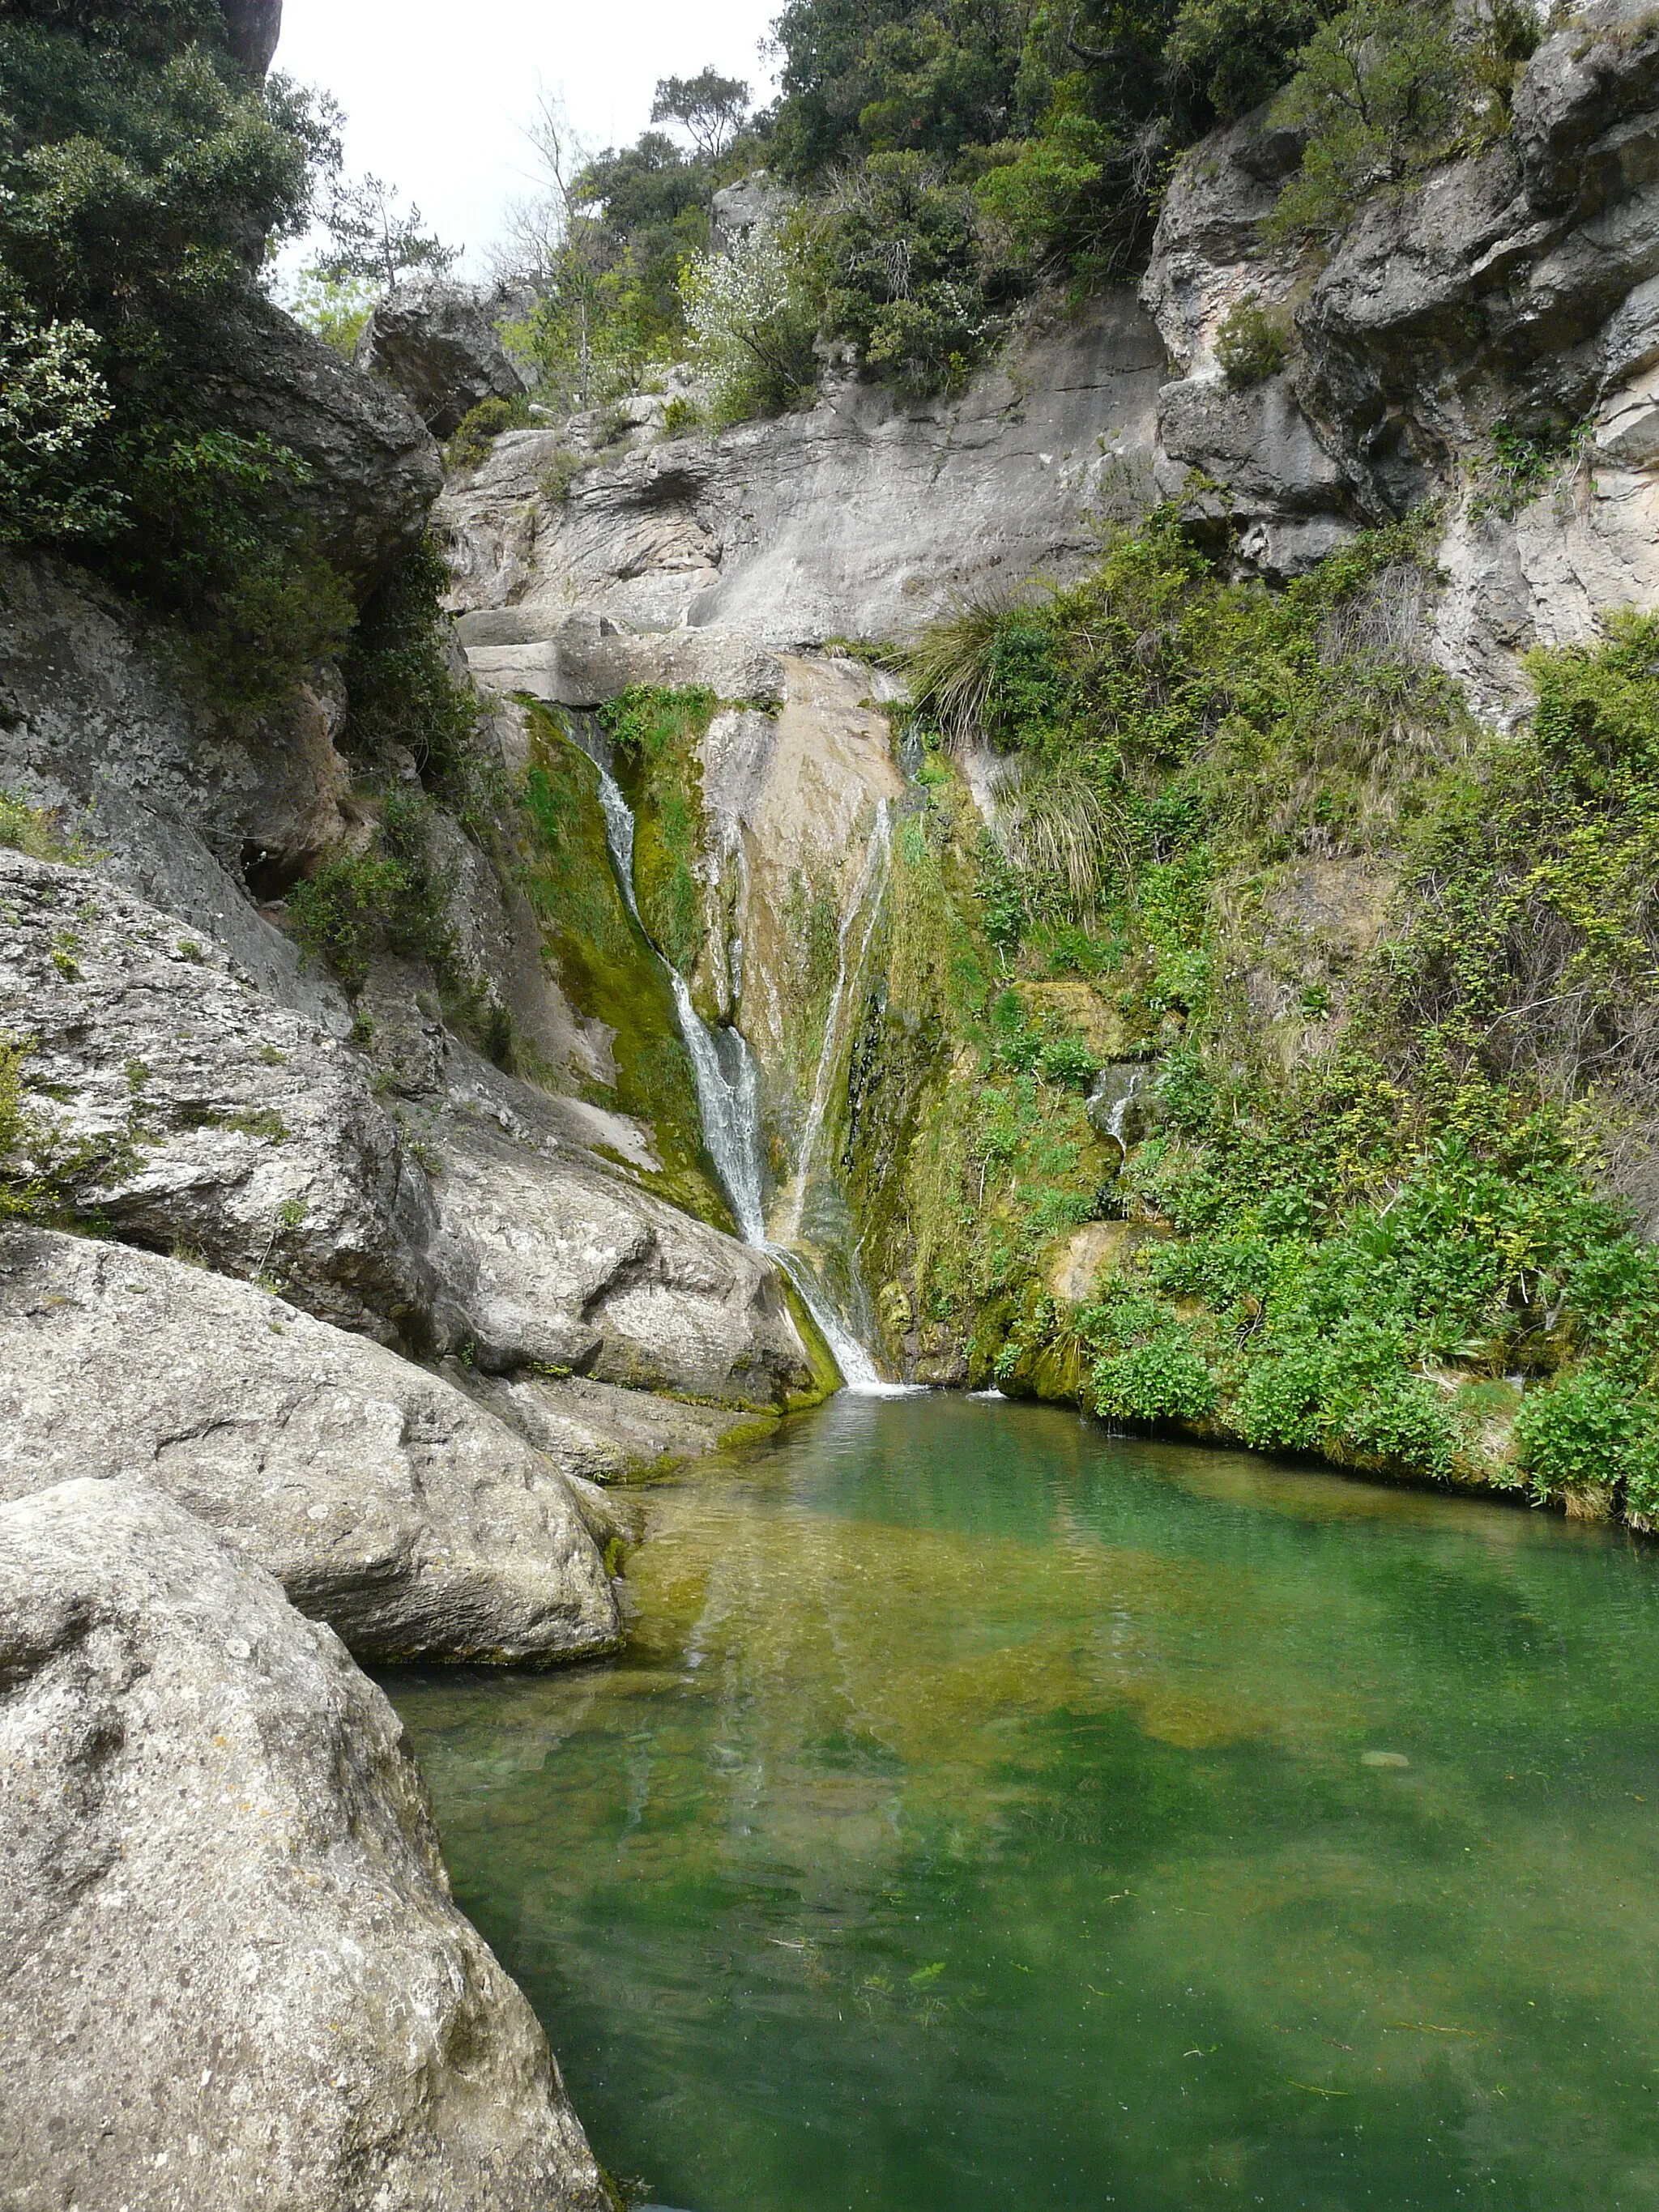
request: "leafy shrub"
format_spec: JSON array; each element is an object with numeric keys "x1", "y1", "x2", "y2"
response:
[
  {"x1": 337, "y1": 539, "x2": 485, "y2": 817},
  {"x1": 680, "y1": 220, "x2": 819, "y2": 425},
  {"x1": 814, "y1": 153, "x2": 989, "y2": 394},
  {"x1": 1094, "y1": 1334, "x2": 1219, "y2": 1423},
  {"x1": 0, "y1": 788, "x2": 84, "y2": 864},
  {"x1": 445, "y1": 395, "x2": 533, "y2": 474},
  {"x1": 287, "y1": 790, "x2": 456, "y2": 991},
  {"x1": 1515, "y1": 1369, "x2": 1659, "y2": 1510},
  {"x1": 662, "y1": 394, "x2": 702, "y2": 438},
  {"x1": 1215, "y1": 293, "x2": 1290, "y2": 387}
]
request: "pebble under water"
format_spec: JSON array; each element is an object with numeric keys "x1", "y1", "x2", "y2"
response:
[{"x1": 385, "y1": 1394, "x2": 1659, "y2": 2210}]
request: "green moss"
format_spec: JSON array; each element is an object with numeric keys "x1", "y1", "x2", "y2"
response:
[
  {"x1": 514, "y1": 707, "x2": 731, "y2": 1226},
  {"x1": 602, "y1": 684, "x2": 719, "y2": 987}
]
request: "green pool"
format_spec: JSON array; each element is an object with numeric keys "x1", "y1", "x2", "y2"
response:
[{"x1": 386, "y1": 1392, "x2": 1659, "y2": 2210}]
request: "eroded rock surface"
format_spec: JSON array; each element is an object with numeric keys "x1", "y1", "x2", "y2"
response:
[
  {"x1": 0, "y1": 1230, "x2": 621, "y2": 1664},
  {"x1": 1140, "y1": 0, "x2": 1659, "y2": 686},
  {"x1": 0, "y1": 1477, "x2": 609, "y2": 2210},
  {"x1": 0, "y1": 848, "x2": 446, "y2": 1343},
  {"x1": 439, "y1": 292, "x2": 1164, "y2": 649},
  {"x1": 0, "y1": 551, "x2": 353, "y2": 1025},
  {"x1": 460, "y1": 1369, "x2": 764, "y2": 1482},
  {"x1": 358, "y1": 279, "x2": 529, "y2": 438}
]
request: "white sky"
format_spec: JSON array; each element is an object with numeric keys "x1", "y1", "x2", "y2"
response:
[{"x1": 271, "y1": 0, "x2": 781, "y2": 276}]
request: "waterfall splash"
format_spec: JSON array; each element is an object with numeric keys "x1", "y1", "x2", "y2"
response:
[{"x1": 578, "y1": 731, "x2": 899, "y2": 1393}]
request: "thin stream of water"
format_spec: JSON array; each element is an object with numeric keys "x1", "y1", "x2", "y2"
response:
[{"x1": 581, "y1": 736, "x2": 893, "y2": 1390}]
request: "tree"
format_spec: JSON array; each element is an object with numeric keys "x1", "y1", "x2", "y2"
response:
[
  {"x1": 318, "y1": 174, "x2": 457, "y2": 292},
  {"x1": 650, "y1": 66, "x2": 751, "y2": 160}
]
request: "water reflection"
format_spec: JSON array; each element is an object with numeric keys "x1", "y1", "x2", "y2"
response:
[{"x1": 387, "y1": 1395, "x2": 1659, "y2": 2211}]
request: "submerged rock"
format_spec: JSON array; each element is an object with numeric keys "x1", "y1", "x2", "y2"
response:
[
  {"x1": 0, "y1": 1477, "x2": 610, "y2": 2211},
  {"x1": 0, "y1": 1230, "x2": 622, "y2": 1665}
]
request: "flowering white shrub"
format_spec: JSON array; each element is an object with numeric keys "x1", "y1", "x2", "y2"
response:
[
  {"x1": 679, "y1": 221, "x2": 818, "y2": 426},
  {"x1": 0, "y1": 309, "x2": 119, "y2": 542}
]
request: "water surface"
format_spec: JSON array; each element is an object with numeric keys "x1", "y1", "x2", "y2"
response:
[{"x1": 387, "y1": 1395, "x2": 1659, "y2": 2210}]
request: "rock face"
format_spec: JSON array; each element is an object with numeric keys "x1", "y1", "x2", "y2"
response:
[
  {"x1": 1, "y1": 846, "x2": 817, "y2": 1401},
  {"x1": 1, "y1": 847, "x2": 450, "y2": 1343},
  {"x1": 0, "y1": 1477, "x2": 609, "y2": 2210},
  {"x1": 1140, "y1": 0, "x2": 1659, "y2": 694},
  {"x1": 193, "y1": 291, "x2": 442, "y2": 589},
  {"x1": 0, "y1": 1230, "x2": 622, "y2": 1664},
  {"x1": 0, "y1": 551, "x2": 354, "y2": 1026},
  {"x1": 439, "y1": 291, "x2": 1165, "y2": 648},
  {"x1": 359, "y1": 279, "x2": 531, "y2": 439}
]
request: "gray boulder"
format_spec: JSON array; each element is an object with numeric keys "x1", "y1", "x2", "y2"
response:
[
  {"x1": 224, "y1": 0, "x2": 283, "y2": 75},
  {"x1": 0, "y1": 1229, "x2": 622, "y2": 1664},
  {"x1": 359, "y1": 280, "x2": 529, "y2": 439},
  {"x1": 432, "y1": 1114, "x2": 814, "y2": 1404},
  {"x1": 0, "y1": 1477, "x2": 609, "y2": 2210},
  {"x1": 0, "y1": 848, "x2": 447, "y2": 1345},
  {"x1": 192, "y1": 288, "x2": 442, "y2": 589}
]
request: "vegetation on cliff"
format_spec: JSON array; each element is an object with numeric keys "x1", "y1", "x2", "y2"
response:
[
  {"x1": 816, "y1": 514, "x2": 1659, "y2": 1516},
  {"x1": 504, "y1": 0, "x2": 1552, "y2": 422},
  {"x1": 0, "y1": 0, "x2": 357, "y2": 692}
]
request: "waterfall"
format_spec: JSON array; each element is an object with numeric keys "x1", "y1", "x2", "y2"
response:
[
  {"x1": 575, "y1": 727, "x2": 897, "y2": 1393},
  {"x1": 774, "y1": 801, "x2": 891, "y2": 1247}
]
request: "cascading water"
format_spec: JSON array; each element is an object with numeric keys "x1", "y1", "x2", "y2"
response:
[{"x1": 576, "y1": 727, "x2": 896, "y2": 1392}]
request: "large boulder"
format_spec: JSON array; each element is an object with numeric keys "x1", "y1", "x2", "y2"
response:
[
  {"x1": 0, "y1": 1477, "x2": 610, "y2": 2210},
  {"x1": 0, "y1": 847, "x2": 447, "y2": 1345},
  {"x1": 190, "y1": 288, "x2": 442, "y2": 589},
  {"x1": 358, "y1": 280, "x2": 529, "y2": 439},
  {"x1": 0, "y1": 1230, "x2": 622, "y2": 1664},
  {"x1": 433, "y1": 1114, "x2": 814, "y2": 1403}
]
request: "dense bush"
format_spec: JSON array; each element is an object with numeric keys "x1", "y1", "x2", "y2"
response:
[{"x1": 0, "y1": 0, "x2": 352, "y2": 693}]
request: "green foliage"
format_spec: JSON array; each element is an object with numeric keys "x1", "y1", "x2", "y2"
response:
[
  {"x1": 1214, "y1": 292, "x2": 1290, "y2": 387},
  {"x1": 514, "y1": 708, "x2": 729, "y2": 1223},
  {"x1": 286, "y1": 788, "x2": 456, "y2": 993},
  {"x1": 282, "y1": 266, "x2": 378, "y2": 360},
  {"x1": 0, "y1": 0, "x2": 357, "y2": 693},
  {"x1": 813, "y1": 153, "x2": 989, "y2": 394},
  {"x1": 0, "y1": 297, "x2": 119, "y2": 541},
  {"x1": 444, "y1": 394, "x2": 535, "y2": 474},
  {"x1": 0, "y1": 786, "x2": 86, "y2": 863},
  {"x1": 315, "y1": 172, "x2": 455, "y2": 290},
  {"x1": 1515, "y1": 1369, "x2": 1659, "y2": 1512},
  {"x1": 1266, "y1": 0, "x2": 1540, "y2": 240},
  {"x1": 601, "y1": 686, "x2": 719, "y2": 976},
  {"x1": 680, "y1": 218, "x2": 820, "y2": 424},
  {"x1": 336, "y1": 538, "x2": 487, "y2": 819},
  {"x1": 868, "y1": 520, "x2": 1659, "y2": 1510}
]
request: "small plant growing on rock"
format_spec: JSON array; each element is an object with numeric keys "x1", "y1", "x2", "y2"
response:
[
  {"x1": 1216, "y1": 294, "x2": 1291, "y2": 388},
  {"x1": 444, "y1": 395, "x2": 533, "y2": 475},
  {"x1": 0, "y1": 787, "x2": 85, "y2": 864}
]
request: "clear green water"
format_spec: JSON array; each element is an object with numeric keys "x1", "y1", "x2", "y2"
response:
[{"x1": 386, "y1": 1395, "x2": 1659, "y2": 2211}]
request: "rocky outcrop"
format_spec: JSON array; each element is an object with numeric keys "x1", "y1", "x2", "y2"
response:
[
  {"x1": 438, "y1": 291, "x2": 1165, "y2": 649},
  {"x1": 224, "y1": 0, "x2": 284, "y2": 76},
  {"x1": 358, "y1": 280, "x2": 530, "y2": 438},
  {"x1": 1141, "y1": 0, "x2": 1659, "y2": 690},
  {"x1": 0, "y1": 551, "x2": 355, "y2": 1025},
  {"x1": 0, "y1": 1230, "x2": 623, "y2": 1664},
  {"x1": 1, "y1": 846, "x2": 817, "y2": 1400},
  {"x1": 1, "y1": 848, "x2": 450, "y2": 1341},
  {"x1": 191, "y1": 291, "x2": 442, "y2": 590},
  {"x1": 0, "y1": 1477, "x2": 609, "y2": 2209}
]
